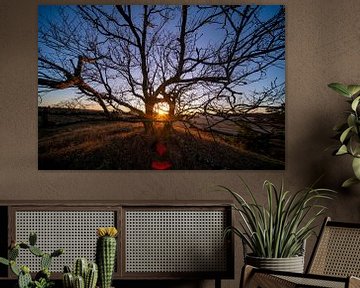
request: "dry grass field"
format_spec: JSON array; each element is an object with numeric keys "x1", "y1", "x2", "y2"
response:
[{"x1": 38, "y1": 108, "x2": 284, "y2": 170}]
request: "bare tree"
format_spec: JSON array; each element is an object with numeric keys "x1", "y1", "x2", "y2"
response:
[
  {"x1": 38, "y1": 5, "x2": 285, "y2": 133},
  {"x1": 54, "y1": 98, "x2": 87, "y2": 110}
]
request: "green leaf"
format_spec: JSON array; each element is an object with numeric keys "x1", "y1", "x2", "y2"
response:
[
  {"x1": 354, "y1": 147, "x2": 360, "y2": 157},
  {"x1": 347, "y1": 114, "x2": 356, "y2": 128},
  {"x1": 340, "y1": 126, "x2": 353, "y2": 143},
  {"x1": 328, "y1": 83, "x2": 351, "y2": 97},
  {"x1": 351, "y1": 96, "x2": 360, "y2": 111},
  {"x1": 352, "y1": 157, "x2": 360, "y2": 179},
  {"x1": 336, "y1": 144, "x2": 348, "y2": 155},
  {"x1": 342, "y1": 177, "x2": 360, "y2": 188},
  {"x1": 350, "y1": 135, "x2": 360, "y2": 156},
  {"x1": 347, "y1": 85, "x2": 360, "y2": 97}
]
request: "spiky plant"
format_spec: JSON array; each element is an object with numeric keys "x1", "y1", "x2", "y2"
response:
[
  {"x1": 0, "y1": 232, "x2": 63, "y2": 288},
  {"x1": 222, "y1": 179, "x2": 335, "y2": 258},
  {"x1": 85, "y1": 262, "x2": 98, "y2": 288},
  {"x1": 96, "y1": 227, "x2": 118, "y2": 288},
  {"x1": 74, "y1": 258, "x2": 88, "y2": 280},
  {"x1": 63, "y1": 260, "x2": 98, "y2": 288}
]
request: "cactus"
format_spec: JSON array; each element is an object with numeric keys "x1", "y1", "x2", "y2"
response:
[
  {"x1": 0, "y1": 232, "x2": 63, "y2": 288},
  {"x1": 51, "y1": 248, "x2": 64, "y2": 257},
  {"x1": 29, "y1": 245, "x2": 44, "y2": 257},
  {"x1": 19, "y1": 243, "x2": 30, "y2": 249},
  {"x1": 74, "y1": 275, "x2": 85, "y2": 288},
  {"x1": 9, "y1": 246, "x2": 19, "y2": 260},
  {"x1": 64, "y1": 265, "x2": 72, "y2": 273},
  {"x1": 41, "y1": 253, "x2": 52, "y2": 270},
  {"x1": 21, "y1": 265, "x2": 30, "y2": 274},
  {"x1": 85, "y1": 263, "x2": 98, "y2": 288},
  {"x1": 62, "y1": 265, "x2": 74, "y2": 288},
  {"x1": 18, "y1": 267, "x2": 32, "y2": 288},
  {"x1": 96, "y1": 227, "x2": 118, "y2": 288},
  {"x1": 63, "y1": 272, "x2": 74, "y2": 288},
  {"x1": 63, "y1": 259, "x2": 98, "y2": 288},
  {"x1": 74, "y1": 258, "x2": 88, "y2": 279},
  {"x1": 29, "y1": 232, "x2": 37, "y2": 246},
  {"x1": 10, "y1": 260, "x2": 20, "y2": 276},
  {"x1": 35, "y1": 268, "x2": 51, "y2": 282}
]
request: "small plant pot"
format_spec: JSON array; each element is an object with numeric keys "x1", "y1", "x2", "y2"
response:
[{"x1": 245, "y1": 254, "x2": 304, "y2": 273}]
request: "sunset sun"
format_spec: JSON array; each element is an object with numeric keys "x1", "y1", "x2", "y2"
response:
[{"x1": 154, "y1": 103, "x2": 169, "y2": 118}]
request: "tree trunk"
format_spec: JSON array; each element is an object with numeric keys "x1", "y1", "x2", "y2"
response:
[
  {"x1": 161, "y1": 100, "x2": 175, "y2": 134},
  {"x1": 168, "y1": 101, "x2": 175, "y2": 119},
  {"x1": 143, "y1": 102, "x2": 155, "y2": 133}
]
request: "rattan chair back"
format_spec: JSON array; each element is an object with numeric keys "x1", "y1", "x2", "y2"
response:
[{"x1": 307, "y1": 217, "x2": 360, "y2": 278}]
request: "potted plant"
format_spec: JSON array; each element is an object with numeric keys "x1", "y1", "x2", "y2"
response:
[
  {"x1": 61, "y1": 227, "x2": 118, "y2": 288},
  {"x1": 62, "y1": 258, "x2": 98, "y2": 288},
  {"x1": 0, "y1": 232, "x2": 63, "y2": 288},
  {"x1": 222, "y1": 179, "x2": 334, "y2": 273},
  {"x1": 96, "y1": 227, "x2": 118, "y2": 288},
  {"x1": 328, "y1": 83, "x2": 360, "y2": 187}
]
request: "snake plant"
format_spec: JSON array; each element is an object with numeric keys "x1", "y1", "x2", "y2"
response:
[
  {"x1": 222, "y1": 179, "x2": 335, "y2": 258},
  {"x1": 328, "y1": 83, "x2": 360, "y2": 187}
]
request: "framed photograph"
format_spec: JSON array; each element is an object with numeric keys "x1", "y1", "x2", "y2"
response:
[{"x1": 38, "y1": 5, "x2": 285, "y2": 170}]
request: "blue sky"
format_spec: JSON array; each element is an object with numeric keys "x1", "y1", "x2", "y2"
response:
[{"x1": 38, "y1": 5, "x2": 285, "y2": 110}]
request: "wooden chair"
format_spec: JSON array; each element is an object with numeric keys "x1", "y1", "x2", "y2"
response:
[{"x1": 241, "y1": 217, "x2": 360, "y2": 288}]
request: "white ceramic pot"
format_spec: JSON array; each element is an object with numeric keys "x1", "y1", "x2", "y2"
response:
[{"x1": 245, "y1": 254, "x2": 305, "y2": 273}]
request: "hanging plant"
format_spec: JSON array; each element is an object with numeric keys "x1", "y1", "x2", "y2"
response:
[{"x1": 328, "y1": 83, "x2": 360, "y2": 187}]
